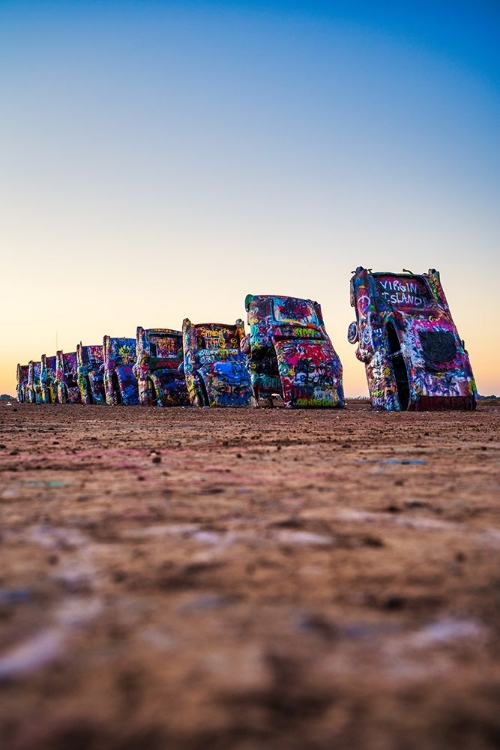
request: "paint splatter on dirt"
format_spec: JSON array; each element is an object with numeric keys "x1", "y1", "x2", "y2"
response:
[{"x1": 1, "y1": 400, "x2": 500, "y2": 749}]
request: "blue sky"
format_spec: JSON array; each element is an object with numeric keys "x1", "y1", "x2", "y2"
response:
[{"x1": 1, "y1": 0, "x2": 499, "y2": 395}]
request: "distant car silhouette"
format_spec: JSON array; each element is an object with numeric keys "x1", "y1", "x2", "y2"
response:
[
  {"x1": 182, "y1": 319, "x2": 253, "y2": 407},
  {"x1": 56, "y1": 351, "x2": 81, "y2": 403},
  {"x1": 16, "y1": 364, "x2": 29, "y2": 403},
  {"x1": 77, "y1": 343, "x2": 106, "y2": 405},
  {"x1": 41, "y1": 354, "x2": 58, "y2": 403},
  {"x1": 348, "y1": 267, "x2": 477, "y2": 410},
  {"x1": 134, "y1": 327, "x2": 189, "y2": 406},
  {"x1": 242, "y1": 294, "x2": 344, "y2": 408},
  {"x1": 103, "y1": 336, "x2": 139, "y2": 405}
]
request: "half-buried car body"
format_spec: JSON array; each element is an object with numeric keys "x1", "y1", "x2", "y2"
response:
[
  {"x1": 41, "y1": 354, "x2": 58, "y2": 403},
  {"x1": 348, "y1": 267, "x2": 477, "y2": 411},
  {"x1": 16, "y1": 364, "x2": 29, "y2": 403},
  {"x1": 242, "y1": 294, "x2": 345, "y2": 408},
  {"x1": 27, "y1": 361, "x2": 42, "y2": 403},
  {"x1": 77, "y1": 343, "x2": 106, "y2": 405},
  {"x1": 134, "y1": 327, "x2": 189, "y2": 407},
  {"x1": 103, "y1": 336, "x2": 139, "y2": 405},
  {"x1": 56, "y1": 351, "x2": 81, "y2": 404},
  {"x1": 182, "y1": 319, "x2": 253, "y2": 407}
]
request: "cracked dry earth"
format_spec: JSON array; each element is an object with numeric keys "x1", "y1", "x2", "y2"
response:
[{"x1": 1, "y1": 400, "x2": 500, "y2": 750}]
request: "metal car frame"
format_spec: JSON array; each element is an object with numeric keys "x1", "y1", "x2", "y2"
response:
[
  {"x1": 134, "y1": 327, "x2": 189, "y2": 407},
  {"x1": 41, "y1": 354, "x2": 59, "y2": 403},
  {"x1": 103, "y1": 336, "x2": 139, "y2": 405},
  {"x1": 182, "y1": 319, "x2": 254, "y2": 407},
  {"x1": 243, "y1": 294, "x2": 345, "y2": 408},
  {"x1": 348, "y1": 266, "x2": 477, "y2": 410},
  {"x1": 77, "y1": 343, "x2": 106, "y2": 405},
  {"x1": 56, "y1": 351, "x2": 81, "y2": 404}
]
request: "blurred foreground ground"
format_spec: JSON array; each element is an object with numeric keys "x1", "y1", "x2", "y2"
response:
[{"x1": 1, "y1": 400, "x2": 500, "y2": 749}]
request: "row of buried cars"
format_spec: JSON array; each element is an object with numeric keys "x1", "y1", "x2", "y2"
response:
[{"x1": 16, "y1": 268, "x2": 478, "y2": 411}]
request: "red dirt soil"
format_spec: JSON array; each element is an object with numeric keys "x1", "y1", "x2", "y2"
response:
[{"x1": 1, "y1": 400, "x2": 500, "y2": 749}]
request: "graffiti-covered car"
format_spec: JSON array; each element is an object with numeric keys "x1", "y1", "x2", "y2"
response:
[
  {"x1": 56, "y1": 351, "x2": 81, "y2": 403},
  {"x1": 77, "y1": 343, "x2": 106, "y2": 405},
  {"x1": 348, "y1": 267, "x2": 477, "y2": 410},
  {"x1": 41, "y1": 354, "x2": 58, "y2": 403},
  {"x1": 103, "y1": 336, "x2": 139, "y2": 405},
  {"x1": 27, "y1": 361, "x2": 43, "y2": 403},
  {"x1": 242, "y1": 294, "x2": 345, "y2": 408},
  {"x1": 182, "y1": 319, "x2": 253, "y2": 407},
  {"x1": 134, "y1": 327, "x2": 189, "y2": 406},
  {"x1": 16, "y1": 364, "x2": 29, "y2": 403}
]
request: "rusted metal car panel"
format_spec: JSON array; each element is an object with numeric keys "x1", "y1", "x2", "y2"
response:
[{"x1": 348, "y1": 267, "x2": 477, "y2": 411}]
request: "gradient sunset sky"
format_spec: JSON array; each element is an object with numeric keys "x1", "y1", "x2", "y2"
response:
[{"x1": 1, "y1": 0, "x2": 499, "y2": 397}]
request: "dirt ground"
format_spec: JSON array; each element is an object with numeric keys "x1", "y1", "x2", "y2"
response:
[{"x1": 1, "y1": 400, "x2": 500, "y2": 750}]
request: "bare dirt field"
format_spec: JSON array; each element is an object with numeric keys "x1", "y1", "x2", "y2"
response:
[{"x1": 1, "y1": 400, "x2": 500, "y2": 750}]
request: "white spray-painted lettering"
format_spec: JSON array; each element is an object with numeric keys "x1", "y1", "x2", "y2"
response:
[{"x1": 378, "y1": 279, "x2": 425, "y2": 307}]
